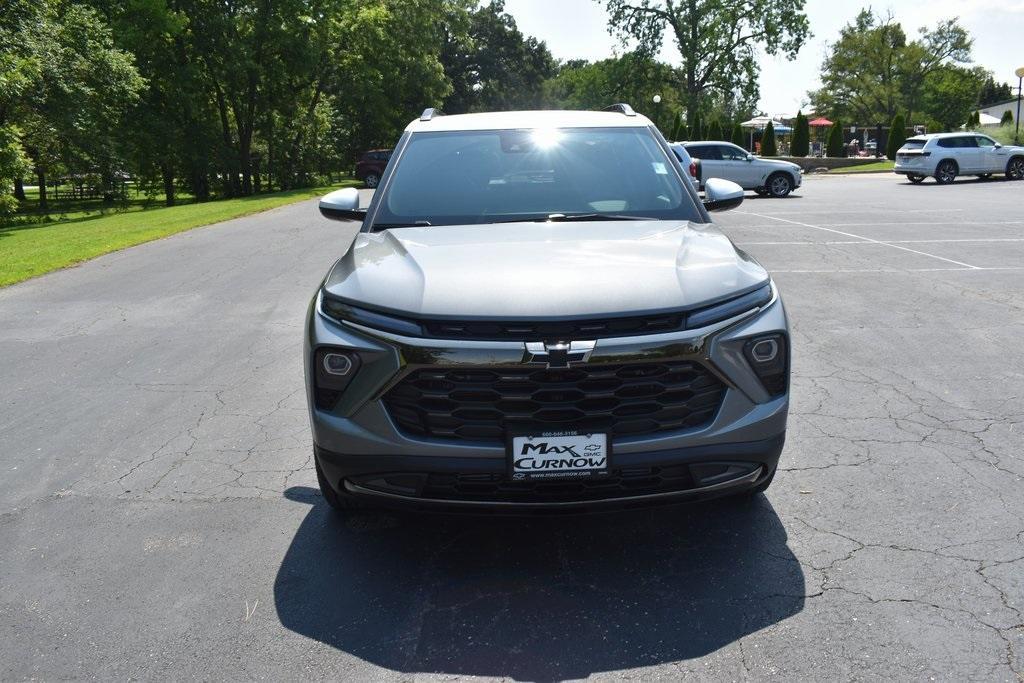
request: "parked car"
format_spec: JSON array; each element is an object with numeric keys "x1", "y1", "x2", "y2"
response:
[
  {"x1": 354, "y1": 149, "x2": 392, "y2": 188},
  {"x1": 308, "y1": 105, "x2": 790, "y2": 513},
  {"x1": 668, "y1": 142, "x2": 701, "y2": 189},
  {"x1": 683, "y1": 141, "x2": 803, "y2": 197},
  {"x1": 893, "y1": 133, "x2": 1024, "y2": 184}
]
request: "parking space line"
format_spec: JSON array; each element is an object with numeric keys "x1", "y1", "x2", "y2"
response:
[
  {"x1": 741, "y1": 238, "x2": 1024, "y2": 246},
  {"x1": 771, "y1": 267, "x2": 1024, "y2": 273},
  {"x1": 738, "y1": 211, "x2": 983, "y2": 270}
]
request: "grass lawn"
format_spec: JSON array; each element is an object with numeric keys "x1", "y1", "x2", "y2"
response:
[
  {"x1": 0, "y1": 181, "x2": 358, "y2": 288},
  {"x1": 828, "y1": 160, "x2": 895, "y2": 174}
]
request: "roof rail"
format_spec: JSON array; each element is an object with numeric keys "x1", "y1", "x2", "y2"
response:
[
  {"x1": 602, "y1": 103, "x2": 637, "y2": 116},
  {"x1": 420, "y1": 107, "x2": 442, "y2": 121}
]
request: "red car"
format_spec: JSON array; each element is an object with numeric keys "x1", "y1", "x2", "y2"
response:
[{"x1": 355, "y1": 149, "x2": 392, "y2": 188}]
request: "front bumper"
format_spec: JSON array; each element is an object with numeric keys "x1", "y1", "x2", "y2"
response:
[{"x1": 304, "y1": 287, "x2": 790, "y2": 509}]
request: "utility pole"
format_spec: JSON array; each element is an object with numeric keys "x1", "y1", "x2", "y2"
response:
[{"x1": 1015, "y1": 67, "x2": 1024, "y2": 144}]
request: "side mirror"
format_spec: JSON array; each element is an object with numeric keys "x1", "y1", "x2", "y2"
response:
[
  {"x1": 994, "y1": 142, "x2": 1003, "y2": 149},
  {"x1": 703, "y1": 177, "x2": 744, "y2": 212},
  {"x1": 319, "y1": 187, "x2": 365, "y2": 222},
  {"x1": 746, "y1": 153, "x2": 755, "y2": 161}
]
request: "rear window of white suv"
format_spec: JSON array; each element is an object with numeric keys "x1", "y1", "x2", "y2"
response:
[{"x1": 375, "y1": 127, "x2": 702, "y2": 227}]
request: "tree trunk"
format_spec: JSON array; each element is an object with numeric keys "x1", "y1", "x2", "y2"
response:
[
  {"x1": 161, "y1": 163, "x2": 175, "y2": 206},
  {"x1": 14, "y1": 177, "x2": 25, "y2": 201},
  {"x1": 36, "y1": 169, "x2": 47, "y2": 212},
  {"x1": 239, "y1": 132, "x2": 252, "y2": 195},
  {"x1": 213, "y1": 81, "x2": 239, "y2": 197}
]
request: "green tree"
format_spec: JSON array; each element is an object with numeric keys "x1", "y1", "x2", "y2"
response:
[
  {"x1": 810, "y1": 10, "x2": 973, "y2": 127},
  {"x1": 1002, "y1": 110, "x2": 1014, "y2": 125},
  {"x1": 731, "y1": 122, "x2": 745, "y2": 148},
  {"x1": 886, "y1": 113, "x2": 905, "y2": 159},
  {"x1": 827, "y1": 119, "x2": 845, "y2": 157},
  {"x1": 599, "y1": 0, "x2": 810, "y2": 117},
  {"x1": 978, "y1": 76, "x2": 1013, "y2": 106},
  {"x1": 669, "y1": 111, "x2": 684, "y2": 140},
  {"x1": 543, "y1": 52, "x2": 683, "y2": 115},
  {"x1": 689, "y1": 110, "x2": 703, "y2": 141},
  {"x1": 706, "y1": 118, "x2": 723, "y2": 141},
  {"x1": 761, "y1": 121, "x2": 777, "y2": 156},
  {"x1": 791, "y1": 110, "x2": 809, "y2": 157},
  {"x1": 921, "y1": 64, "x2": 986, "y2": 131},
  {"x1": 441, "y1": 0, "x2": 554, "y2": 113}
]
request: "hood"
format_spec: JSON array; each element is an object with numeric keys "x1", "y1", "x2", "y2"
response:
[
  {"x1": 323, "y1": 221, "x2": 768, "y2": 319},
  {"x1": 760, "y1": 157, "x2": 801, "y2": 172}
]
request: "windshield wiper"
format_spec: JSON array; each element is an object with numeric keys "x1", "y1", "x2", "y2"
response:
[
  {"x1": 372, "y1": 220, "x2": 431, "y2": 230},
  {"x1": 487, "y1": 213, "x2": 648, "y2": 224}
]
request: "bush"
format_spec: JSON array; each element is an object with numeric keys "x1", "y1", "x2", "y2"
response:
[
  {"x1": 669, "y1": 112, "x2": 684, "y2": 141},
  {"x1": 732, "y1": 122, "x2": 745, "y2": 149},
  {"x1": 791, "y1": 111, "x2": 810, "y2": 157},
  {"x1": 706, "y1": 118, "x2": 723, "y2": 141},
  {"x1": 1001, "y1": 110, "x2": 1014, "y2": 126},
  {"x1": 761, "y1": 121, "x2": 777, "y2": 156},
  {"x1": 689, "y1": 111, "x2": 702, "y2": 141},
  {"x1": 827, "y1": 119, "x2": 846, "y2": 157},
  {"x1": 886, "y1": 114, "x2": 905, "y2": 160},
  {"x1": 0, "y1": 125, "x2": 29, "y2": 217}
]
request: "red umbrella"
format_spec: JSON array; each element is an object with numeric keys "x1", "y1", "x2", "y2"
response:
[{"x1": 809, "y1": 117, "x2": 833, "y2": 127}]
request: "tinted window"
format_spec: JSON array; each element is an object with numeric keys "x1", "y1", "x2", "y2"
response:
[
  {"x1": 375, "y1": 127, "x2": 700, "y2": 227},
  {"x1": 687, "y1": 145, "x2": 720, "y2": 160},
  {"x1": 938, "y1": 137, "x2": 976, "y2": 148},
  {"x1": 975, "y1": 136, "x2": 996, "y2": 148},
  {"x1": 901, "y1": 139, "x2": 927, "y2": 150},
  {"x1": 718, "y1": 145, "x2": 749, "y2": 161}
]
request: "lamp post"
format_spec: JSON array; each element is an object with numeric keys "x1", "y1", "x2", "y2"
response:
[
  {"x1": 652, "y1": 94, "x2": 662, "y2": 133},
  {"x1": 1015, "y1": 67, "x2": 1024, "y2": 145}
]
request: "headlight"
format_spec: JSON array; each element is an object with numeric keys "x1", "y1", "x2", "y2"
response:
[
  {"x1": 319, "y1": 292, "x2": 422, "y2": 336},
  {"x1": 687, "y1": 283, "x2": 772, "y2": 329}
]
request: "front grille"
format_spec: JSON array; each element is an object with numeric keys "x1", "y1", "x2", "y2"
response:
[
  {"x1": 382, "y1": 361, "x2": 726, "y2": 442},
  {"x1": 422, "y1": 314, "x2": 686, "y2": 340},
  {"x1": 422, "y1": 465, "x2": 695, "y2": 502}
]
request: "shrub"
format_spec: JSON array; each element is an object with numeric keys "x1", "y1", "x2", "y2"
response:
[
  {"x1": 886, "y1": 114, "x2": 905, "y2": 160},
  {"x1": 1001, "y1": 110, "x2": 1014, "y2": 126},
  {"x1": 791, "y1": 111, "x2": 810, "y2": 157},
  {"x1": 706, "y1": 118, "x2": 723, "y2": 141},
  {"x1": 669, "y1": 112, "x2": 684, "y2": 141},
  {"x1": 761, "y1": 121, "x2": 777, "y2": 156},
  {"x1": 732, "y1": 122, "x2": 745, "y2": 148},
  {"x1": 827, "y1": 119, "x2": 846, "y2": 157},
  {"x1": 689, "y1": 111, "x2": 702, "y2": 141}
]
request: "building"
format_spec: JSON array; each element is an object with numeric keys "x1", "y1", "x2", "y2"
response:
[{"x1": 978, "y1": 98, "x2": 1020, "y2": 123}]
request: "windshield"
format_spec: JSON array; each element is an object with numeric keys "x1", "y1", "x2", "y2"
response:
[{"x1": 372, "y1": 127, "x2": 701, "y2": 228}]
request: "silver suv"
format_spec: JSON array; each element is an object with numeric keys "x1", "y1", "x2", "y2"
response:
[
  {"x1": 306, "y1": 105, "x2": 790, "y2": 512},
  {"x1": 894, "y1": 133, "x2": 1024, "y2": 184},
  {"x1": 684, "y1": 141, "x2": 803, "y2": 197}
]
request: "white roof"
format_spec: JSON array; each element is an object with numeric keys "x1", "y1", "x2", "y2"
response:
[{"x1": 404, "y1": 109, "x2": 654, "y2": 132}]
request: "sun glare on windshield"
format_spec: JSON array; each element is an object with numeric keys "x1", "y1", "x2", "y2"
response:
[{"x1": 530, "y1": 128, "x2": 564, "y2": 149}]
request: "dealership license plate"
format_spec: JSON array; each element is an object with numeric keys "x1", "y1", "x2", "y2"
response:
[{"x1": 508, "y1": 432, "x2": 609, "y2": 481}]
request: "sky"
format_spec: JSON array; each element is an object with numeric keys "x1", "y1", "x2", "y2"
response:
[{"x1": 502, "y1": 0, "x2": 1024, "y2": 117}]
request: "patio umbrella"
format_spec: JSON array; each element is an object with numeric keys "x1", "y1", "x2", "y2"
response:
[
  {"x1": 808, "y1": 117, "x2": 833, "y2": 127},
  {"x1": 740, "y1": 116, "x2": 774, "y2": 128}
]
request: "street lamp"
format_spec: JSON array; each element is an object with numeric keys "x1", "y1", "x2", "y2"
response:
[
  {"x1": 652, "y1": 94, "x2": 662, "y2": 132},
  {"x1": 1015, "y1": 67, "x2": 1024, "y2": 144}
]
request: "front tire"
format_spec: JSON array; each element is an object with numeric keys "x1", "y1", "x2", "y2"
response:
[
  {"x1": 934, "y1": 160, "x2": 957, "y2": 184},
  {"x1": 1007, "y1": 157, "x2": 1024, "y2": 180},
  {"x1": 767, "y1": 173, "x2": 793, "y2": 198},
  {"x1": 908, "y1": 174, "x2": 925, "y2": 184}
]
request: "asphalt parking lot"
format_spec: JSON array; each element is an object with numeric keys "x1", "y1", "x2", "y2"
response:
[{"x1": 1, "y1": 173, "x2": 1022, "y2": 680}]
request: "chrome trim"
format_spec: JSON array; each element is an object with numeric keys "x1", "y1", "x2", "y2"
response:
[{"x1": 343, "y1": 465, "x2": 762, "y2": 508}]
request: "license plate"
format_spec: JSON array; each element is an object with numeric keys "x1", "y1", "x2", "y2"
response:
[{"x1": 508, "y1": 432, "x2": 609, "y2": 481}]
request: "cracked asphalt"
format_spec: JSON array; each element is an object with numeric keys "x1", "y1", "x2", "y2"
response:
[{"x1": 2, "y1": 176, "x2": 1023, "y2": 680}]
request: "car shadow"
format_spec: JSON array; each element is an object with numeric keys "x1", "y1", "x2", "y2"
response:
[{"x1": 274, "y1": 486, "x2": 806, "y2": 680}]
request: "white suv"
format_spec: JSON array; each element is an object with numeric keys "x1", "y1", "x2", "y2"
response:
[
  {"x1": 894, "y1": 133, "x2": 1024, "y2": 184},
  {"x1": 683, "y1": 141, "x2": 803, "y2": 197}
]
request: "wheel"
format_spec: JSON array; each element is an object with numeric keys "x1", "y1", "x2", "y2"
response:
[
  {"x1": 978, "y1": 173, "x2": 992, "y2": 180},
  {"x1": 1007, "y1": 156, "x2": 1024, "y2": 181},
  {"x1": 364, "y1": 173, "x2": 380, "y2": 189},
  {"x1": 934, "y1": 160, "x2": 957, "y2": 184},
  {"x1": 315, "y1": 456, "x2": 366, "y2": 513},
  {"x1": 907, "y1": 174, "x2": 925, "y2": 184},
  {"x1": 766, "y1": 173, "x2": 793, "y2": 198}
]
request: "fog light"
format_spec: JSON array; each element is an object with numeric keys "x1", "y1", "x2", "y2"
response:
[
  {"x1": 323, "y1": 352, "x2": 354, "y2": 376},
  {"x1": 743, "y1": 334, "x2": 788, "y2": 397},
  {"x1": 750, "y1": 338, "x2": 779, "y2": 363}
]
